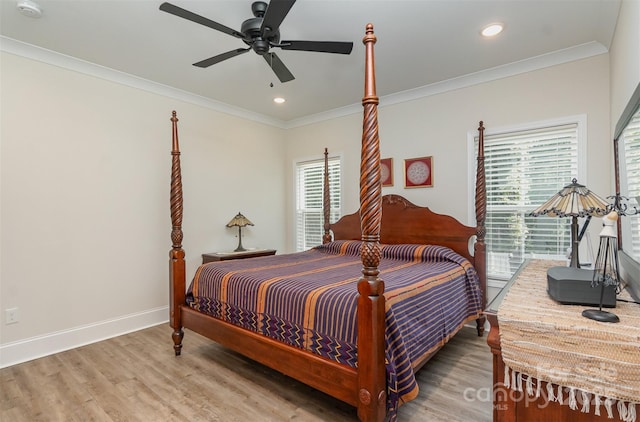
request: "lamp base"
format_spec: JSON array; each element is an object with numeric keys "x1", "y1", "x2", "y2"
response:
[
  {"x1": 581, "y1": 309, "x2": 620, "y2": 323},
  {"x1": 234, "y1": 226, "x2": 246, "y2": 252}
]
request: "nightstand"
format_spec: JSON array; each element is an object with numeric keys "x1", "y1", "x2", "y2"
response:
[{"x1": 202, "y1": 249, "x2": 276, "y2": 264}]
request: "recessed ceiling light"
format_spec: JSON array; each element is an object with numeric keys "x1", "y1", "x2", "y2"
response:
[
  {"x1": 273, "y1": 97, "x2": 286, "y2": 104},
  {"x1": 481, "y1": 23, "x2": 503, "y2": 37}
]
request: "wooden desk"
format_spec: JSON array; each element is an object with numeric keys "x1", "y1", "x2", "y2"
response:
[
  {"x1": 485, "y1": 262, "x2": 528, "y2": 422},
  {"x1": 485, "y1": 260, "x2": 639, "y2": 422},
  {"x1": 202, "y1": 249, "x2": 276, "y2": 264}
]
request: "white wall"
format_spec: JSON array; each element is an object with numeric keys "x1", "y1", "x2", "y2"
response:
[
  {"x1": 284, "y1": 55, "x2": 611, "y2": 262},
  {"x1": 0, "y1": 52, "x2": 286, "y2": 366},
  {"x1": 610, "y1": 0, "x2": 640, "y2": 124}
]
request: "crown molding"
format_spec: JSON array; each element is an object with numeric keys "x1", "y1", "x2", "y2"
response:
[
  {"x1": 0, "y1": 36, "x2": 288, "y2": 129},
  {"x1": 381, "y1": 41, "x2": 608, "y2": 108},
  {"x1": 2, "y1": 36, "x2": 607, "y2": 130},
  {"x1": 284, "y1": 41, "x2": 608, "y2": 129}
]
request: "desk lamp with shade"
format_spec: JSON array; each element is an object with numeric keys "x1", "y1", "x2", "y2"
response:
[
  {"x1": 530, "y1": 179, "x2": 613, "y2": 306},
  {"x1": 226, "y1": 212, "x2": 254, "y2": 252},
  {"x1": 530, "y1": 178, "x2": 609, "y2": 268}
]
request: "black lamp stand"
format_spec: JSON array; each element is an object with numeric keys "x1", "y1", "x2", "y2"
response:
[
  {"x1": 569, "y1": 216, "x2": 580, "y2": 268},
  {"x1": 582, "y1": 236, "x2": 620, "y2": 323},
  {"x1": 234, "y1": 226, "x2": 246, "y2": 252}
]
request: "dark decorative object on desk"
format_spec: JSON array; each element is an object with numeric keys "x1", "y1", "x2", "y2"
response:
[
  {"x1": 530, "y1": 178, "x2": 608, "y2": 268},
  {"x1": 226, "y1": 212, "x2": 253, "y2": 252},
  {"x1": 583, "y1": 211, "x2": 621, "y2": 323},
  {"x1": 608, "y1": 192, "x2": 639, "y2": 216}
]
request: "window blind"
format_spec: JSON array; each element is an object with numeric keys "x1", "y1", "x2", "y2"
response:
[
  {"x1": 295, "y1": 157, "x2": 341, "y2": 251},
  {"x1": 478, "y1": 123, "x2": 580, "y2": 279},
  {"x1": 620, "y1": 110, "x2": 640, "y2": 259}
]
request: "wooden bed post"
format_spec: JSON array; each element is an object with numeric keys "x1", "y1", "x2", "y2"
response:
[
  {"x1": 475, "y1": 121, "x2": 487, "y2": 336},
  {"x1": 169, "y1": 110, "x2": 186, "y2": 355},
  {"x1": 357, "y1": 23, "x2": 386, "y2": 422},
  {"x1": 322, "y1": 147, "x2": 332, "y2": 244}
]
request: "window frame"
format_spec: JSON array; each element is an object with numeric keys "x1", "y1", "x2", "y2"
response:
[{"x1": 467, "y1": 115, "x2": 587, "y2": 286}]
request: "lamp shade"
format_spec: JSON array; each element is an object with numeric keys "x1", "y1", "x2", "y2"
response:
[
  {"x1": 599, "y1": 211, "x2": 619, "y2": 238},
  {"x1": 530, "y1": 178, "x2": 608, "y2": 218},
  {"x1": 593, "y1": 211, "x2": 620, "y2": 286},
  {"x1": 530, "y1": 179, "x2": 608, "y2": 268},
  {"x1": 226, "y1": 212, "x2": 254, "y2": 228}
]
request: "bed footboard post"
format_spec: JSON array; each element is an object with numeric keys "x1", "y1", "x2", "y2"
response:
[
  {"x1": 357, "y1": 24, "x2": 387, "y2": 422},
  {"x1": 475, "y1": 121, "x2": 487, "y2": 336},
  {"x1": 169, "y1": 111, "x2": 185, "y2": 355}
]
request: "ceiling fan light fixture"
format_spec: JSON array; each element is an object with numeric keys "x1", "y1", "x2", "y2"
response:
[
  {"x1": 481, "y1": 23, "x2": 504, "y2": 37},
  {"x1": 273, "y1": 97, "x2": 286, "y2": 104}
]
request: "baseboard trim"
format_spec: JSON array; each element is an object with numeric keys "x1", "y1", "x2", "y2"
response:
[{"x1": 0, "y1": 306, "x2": 168, "y2": 368}]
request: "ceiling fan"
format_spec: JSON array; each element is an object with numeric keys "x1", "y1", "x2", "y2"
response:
[{"x1": 159, "y1": 0, "x2": 354, "y2": 83}]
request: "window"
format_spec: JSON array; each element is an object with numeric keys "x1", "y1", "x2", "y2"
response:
[
  {"x1": 618, "y1": 108, "x2": 640, "y2": 260},
  {"x1": 295, "y1": 155, "x2": 341, "y2": 251},
  {"x1": 474, "y1": 119, "x2": 583, "y2": 280}
]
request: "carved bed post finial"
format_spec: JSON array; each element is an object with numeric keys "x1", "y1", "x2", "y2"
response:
[
  {"x1": 323, "y1": 148, "x2": 332, "y2": 244},
  {"x1": 169, "y1": 110, "x2": 185, "y2": 355},
  {"x1": 475, "y1": 121, "x2": 487, "y2": 336},
  {"x1": 357, "y1": 23, "x2": 387, "y2": 422},
  {"x1": 361, "y1": 22, "x2": 381, "y2": 249},
  {"x1": 476, "y1": 121, "x2": 486, "y2": 233},
  {"x1": 171, "y1": 111, "x2": 183, "y2": 249}
]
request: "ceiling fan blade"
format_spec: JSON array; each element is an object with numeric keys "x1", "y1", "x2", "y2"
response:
[
  {"x1": 264, "y1": 52, "x2": 295, "y2": 83},
  {"x1": 260, "y1": 0, "x2": 296, "y2": 38},
  {"x1": 279, "y1": 40, "x2": 354, "y2": 54},
  {"x1": 193, "y1": 48, "x2": 250, "y2": 68},
  {"x1": 159, "y1": 2, "x2": 245, "y2": 39}
]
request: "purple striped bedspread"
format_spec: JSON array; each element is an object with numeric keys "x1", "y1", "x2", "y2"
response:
[{"x1": 186, "y1": 240, "x2": 483, "y2": 415}]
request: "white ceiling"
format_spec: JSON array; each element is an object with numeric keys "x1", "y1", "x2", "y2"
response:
[{"x1": 0, "y1": 0, "x2": 621, "y2": 126}]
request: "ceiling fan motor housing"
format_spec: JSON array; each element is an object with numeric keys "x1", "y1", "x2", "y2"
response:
[{"x1": 241, "y1": 15, "x2": 279, "y2": 55}]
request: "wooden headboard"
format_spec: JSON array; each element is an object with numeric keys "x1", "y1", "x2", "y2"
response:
[
  {"x1": 322, "y1": 119, "x2": 487, "y2": 312},
  {"x1": 330, "y1": 194, "x2": 476, "y2": 262}
]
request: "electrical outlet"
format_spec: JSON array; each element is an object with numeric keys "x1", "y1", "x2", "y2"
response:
[{"x1": 5, "y1": 308, "x2": 18, "y2": 325}]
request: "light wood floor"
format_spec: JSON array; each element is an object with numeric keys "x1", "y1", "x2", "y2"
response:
[{"x1": 1, "y1": 324, "x2": 492, "y2": 421}]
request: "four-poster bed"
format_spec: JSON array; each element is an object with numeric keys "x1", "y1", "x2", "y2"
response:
[{"x1": 168, "y1": 24, "x2": 487, "y2": 422}]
